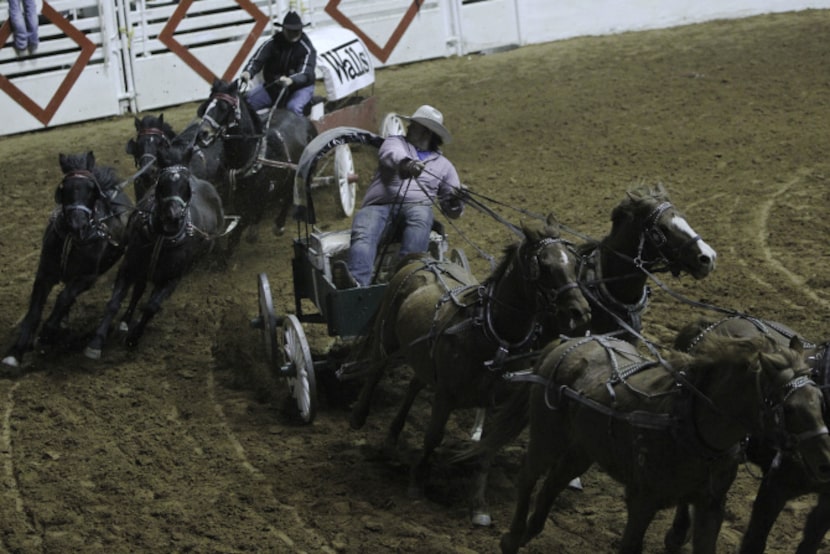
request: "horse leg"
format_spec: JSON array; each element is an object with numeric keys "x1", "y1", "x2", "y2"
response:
[
  {"x1": 39, "y1": 276, "x2": 95, "y2": 345},
  {"x1": 2, "y1": 273, "x2": 55, "y2": 367},
  {"x1": 85, "y1": 274, "x2": 132, "y2": 359},
  {"x1": 795, "y1": 493, "x2": 830, "y2": 554},
  {"x1": 126, "y1": 279, "x2": 180, "y2": 348},
  {"x1": 619, "y1": 494, "x2": 660, "y2": 554},
  {"x1": 384, "y1": 375, "x2": 425, "y2": 450},
  {"x1": 350, "y1": 357, "x2": 388, "y2": 430},
  {"x1": 525, "y1": 453, "x2": 592, "y2": 542},
  {"x1": 500, "y1": 440, "x2": 562, "y2": 554},
  {"x1": 689, "y1": 492, "x2": 729, "y2": 554},
  {"x1": 664, "y1": 504, "x2": 692, "y2": 552},
  {"x1": 119, "y1": 279, "x2": 147, "y2": 332},
  {"x1": 408, "y1": 393, "x2": 452, "y2": 499},
  {"x1": 738, "y1": 472, "x2": 790, "y2": 554}
]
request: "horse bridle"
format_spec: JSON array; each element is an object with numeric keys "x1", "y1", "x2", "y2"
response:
[
  {"x1": 758, "y1": 371, "x2": 830, "y2": 475},
  {"x1": 135, "y1": 127, "x2": 171, "y2": 170},
  {"x1": 56, "y1": 169, "x2": 111, "y2": 242},
  {"x1": 634, "y1": 201, "x2": 703, "y2": 274},
  {"x1": 519, "y1": 236, "x2": 581, "y2": 307},
  {"x1": 151, "y1": 164, "x2": 194, "y2": 242},
  {"x1": 200, "y1": 92, "x2": 242, "y2": 143}
]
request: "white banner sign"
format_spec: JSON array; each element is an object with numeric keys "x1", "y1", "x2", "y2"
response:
[{"x1": 308, "y1": 27, "x2": 375, "y2": 101}]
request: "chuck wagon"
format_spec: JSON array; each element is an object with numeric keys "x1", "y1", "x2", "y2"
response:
[{"x1": 252, "y1": 125, "x2": 469, "y2": 424}]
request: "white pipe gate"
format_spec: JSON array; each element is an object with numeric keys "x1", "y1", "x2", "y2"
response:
[{"x1": 1, "y1": 0, "x2": 828, "y2": 137}]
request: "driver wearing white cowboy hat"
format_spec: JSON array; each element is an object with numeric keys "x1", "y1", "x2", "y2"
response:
[
  {"x1": 334, "y1": 105, "x2": 466, "y2": 288},
  {"x1": 239, "y1": 10, "x2": 316, "y2": 117}
]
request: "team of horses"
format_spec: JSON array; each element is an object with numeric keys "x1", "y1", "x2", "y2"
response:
[{"x1": 3, "y1": 80, "x2": 830, "y2": 553}]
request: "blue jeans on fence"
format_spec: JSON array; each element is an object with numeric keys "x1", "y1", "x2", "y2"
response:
[
  {"x1": 8, "y1": 0, "x2": 39, "y2": 53},
  {"x1": 245, "y1": 84, "x2": 314, "y2": 117},
  {"x1": 346, "y1": 203, "x2": 434, "y2": 286}
]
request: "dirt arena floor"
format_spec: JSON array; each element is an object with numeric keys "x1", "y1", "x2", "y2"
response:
[{"x1": 3, "y1": 8, "x2": 830, "y2": 553}]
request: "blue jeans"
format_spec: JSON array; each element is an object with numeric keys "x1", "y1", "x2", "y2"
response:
[
  {"x1": 8, "y1": 0, "x2": 39, "y2": 52},
  {"x1": 245, "y1": 84, "x2": 314, "y2": 117},
  {"x1": 347, "y1": 204, "x2": 434, "y2": 286}
]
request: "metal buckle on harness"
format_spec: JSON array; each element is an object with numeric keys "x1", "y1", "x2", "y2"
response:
[{"x1": 484, "y1": 345, "x2": 509, "y2": 371}]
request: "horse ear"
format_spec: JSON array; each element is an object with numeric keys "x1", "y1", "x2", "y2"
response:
[
  {"x1": 58, "y1": 153, "x2": 70, "y2": 173},
  {"x1": 126, "y1": 138, "x2": 137, "y2": 156},
  {"x1": 84, "y1": 151, "x2": 95, "y2": 171},
  {"x1": 158, "y1": 113, "x2": 164, "y2": 125},
  {"x1": 789, "y1": 335, "x2": 804, "y2": 354},
  {"x1": 134, "y1": 116, "x2": 141, "y2": 131}
]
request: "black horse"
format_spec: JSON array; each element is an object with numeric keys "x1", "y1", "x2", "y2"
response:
[
  {"x1": 2, "y1": 151, "x2": 133, "y2": 369},
  {"x1": 84, "y1": 145, "x2": 224, "y2": 359},
  {"x1": 196, "y1": 78, "x2": 317, "y2": 246},
  {"x1": 125, "y1": 113, "x2": 226, "y2": 203},
  {"x1": 125, "y1": 114, "x2": 176, "y2": 201}
]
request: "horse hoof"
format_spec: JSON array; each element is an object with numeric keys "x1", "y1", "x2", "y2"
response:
[
  {"x1": 84, "y1": 347, "x2": 102, "y2": 360},
  {"x1": 1, "y1": 355, "x2": 20, "y2": 368},
  {"x1": 471, "y1": 511, "x2": 492, "y2": 527},
  {"x1": 568, "y1": 477, "x2": 583, "y2": 490},
  {"x1": 272, "y1": 223, "x2": 285, "y2": 237}
]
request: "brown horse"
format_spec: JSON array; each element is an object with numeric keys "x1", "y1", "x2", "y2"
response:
[
  {"x1": 571, "y1": 183, "x2": 716, "y2": 342},
  {"x1": 347, "y1": 215, "x2": 591, "y2": 523},
  {"x1": 666, "y1": 315, "x2": 830, "y2": 554},
  {"x1": 496, "y1": 333, "x2": 830, "y2": 554}
]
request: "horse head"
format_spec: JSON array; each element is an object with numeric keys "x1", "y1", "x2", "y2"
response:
[
  {"x1": 125, "y1": 114, "x2": 175, "y2": 201},
  {"x1": 611, "y1": 182, "x2": 717, "y2": 278},
  {"x1": 755, "y1": 338, "x2": 830, "y2": 483},
  {"x1": 197, "y1": 79, "x2": 242, "y2": 147},
  {"x1": 56, "y1": 151, "x2": 112, "y2": 242},
  {"x1": 154, "y1": 146, "x2": 195, "y2": 237},
  {"x1": 519, "y1": 214, "x2": 591, "y2": 333}
]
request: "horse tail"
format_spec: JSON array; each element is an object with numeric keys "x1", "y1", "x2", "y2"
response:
[{"x1": 450, "y1": 381, "x2": 532, "y2": 464}]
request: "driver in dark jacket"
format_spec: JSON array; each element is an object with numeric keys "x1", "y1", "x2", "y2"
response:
[{"x1": 240, "y1": 11, "x2": 316, "y2": 117}]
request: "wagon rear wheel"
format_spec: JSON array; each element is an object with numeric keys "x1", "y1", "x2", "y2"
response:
[
  {"x1": 334, "y1": 144, "x2": 356, "y2": 217},
  {"x1": 381, "y1": 112, "x2": 406, "y2": 137},
  {"x1": 279, "y1": 315, "x2": 317, "y2": 424}
]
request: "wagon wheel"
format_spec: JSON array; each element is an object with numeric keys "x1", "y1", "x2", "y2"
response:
[
  {"x1": 334, "y1": 144, "x2": 357, "y2": 217},
  {"x1": 257, "y1": 272, "x2": 279, "y2": 369},
  {"x1": 278, "y1": 314, "x2": 318, "y2": 424},
  {"x1": 381, "y1": 112, "x2": 406, "y2": 137},
  {"x1": 450, "y1": 247, "x2": 471, "y2": 274}
]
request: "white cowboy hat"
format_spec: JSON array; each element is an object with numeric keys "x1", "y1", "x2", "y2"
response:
[{"x1": 402, "y1": 105, "x2": 452, "y2": 144}]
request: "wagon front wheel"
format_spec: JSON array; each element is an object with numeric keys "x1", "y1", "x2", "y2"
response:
[
  {"x1": 279, "y1": 314, "x2": 317, "y2": 424},
  {"x1": 257, "y1": 272, "x2": 279, "y2": 369}
]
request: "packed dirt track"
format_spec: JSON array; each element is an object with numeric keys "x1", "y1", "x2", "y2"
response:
[{"x1": 3, "y1": 9, "x2": 830, "y2": 553}]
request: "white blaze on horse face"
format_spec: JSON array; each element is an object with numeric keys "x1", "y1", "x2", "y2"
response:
[
  {"x1": 559, "y1": 249, "x2": 571, "y2": 267},
  {"x1": 671, "y1": 214, "x2": 717, "y2": 265}
]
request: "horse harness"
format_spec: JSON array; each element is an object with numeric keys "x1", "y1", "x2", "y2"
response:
[
  {"x1": 404, "y1": 236, "x2": 577, "y2": 376},
  {"x1": 203, "y1": 90, "x2": 296, "y2": 191},
  {"x1": 506, "y1": 334, "x2": 826, "y2": 461},
  {"x1": 52, "y1": 169, "x2": 124, "y2": 277}
]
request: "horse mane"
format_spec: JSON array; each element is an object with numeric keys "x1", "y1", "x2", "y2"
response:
[
  {"x1": 668, "y1": 334, "x2": 805, "y2": 382},
  {"x1": 137, "y1": 114, "x2": 176, "y2": 140},
  {"x1": 157, "y1": 143, "x2": 192, "y2": 169},
  {"x1": 487, "y1": 216, "x2": 563, "y2": 284},
  {"x1": 60, "y1": 152, "x2": 120, "y2": 191},
  {"x1": 610, "y1": 181, "x2": 671, "y2": 224}
]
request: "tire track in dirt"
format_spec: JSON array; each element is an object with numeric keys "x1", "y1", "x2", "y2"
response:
[
  {"x1": 205, "y1": 368, "x2": 337, "y2": 554},
  {"x1": 754, "y1": 171, "x2": 830, "y2": 310},
  {"x1": 0, "y1": 381, "x2": 40, "y2": 550}
]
